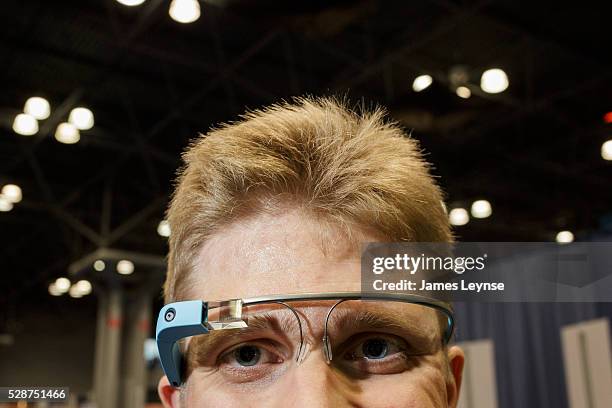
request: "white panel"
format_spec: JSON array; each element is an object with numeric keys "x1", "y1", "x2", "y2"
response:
[
  {"x1": 561, "y1": 318, "x2": 612, "y2": 408},
  {"x1": 456, "y1": 339, "x2": 498, "y2": 408}
]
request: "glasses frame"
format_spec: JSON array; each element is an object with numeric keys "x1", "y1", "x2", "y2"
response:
[{"x1": 156, "y1": 291, "x2": 455, "y2": 387}]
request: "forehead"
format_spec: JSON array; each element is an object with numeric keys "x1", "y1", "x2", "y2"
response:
[{"x1": 187, "y1": 207, "x2": 380, "y2": 301}]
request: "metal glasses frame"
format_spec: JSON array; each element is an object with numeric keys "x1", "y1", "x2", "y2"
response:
[{"x1": 156, "y1": 291, "x2": 455, "y2": 387}]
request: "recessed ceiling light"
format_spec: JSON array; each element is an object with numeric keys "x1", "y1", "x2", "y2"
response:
[
  {"x1": 68, "y1": 107, "x2": 94, "y2": 131},
  {"x1": 412, "y1": 74, "x2": 433, "y2": 92},
  {"x1": 449, "y1": 208, "x2": 469, "y2": 226},
  {"x1": 480, "y1": 68, "x2": 509, "y2": 94},
  {"x1": 456, "y1": 86, "x2": 471, "y2": 99},
  {"x1": 169, "y1": 0, "x2": 201, "y2": 24},
  {"x1": 556, "y1": 230, "x2": 574, "y2": 244},
  {"x1": 24, "y1": 97, "x2": 51, "y2": 120},
  {"x1": 470, "y1": 200, "x2": 492, "y2": 219},
  {"x1": 1, "y1": 184, "x2": 22, "y2": 203},
  {"x1": 12, "y1": 113, "x2": 38, "y2": 136},
  {"x1": 117, "y1": 260, "x2": 135, "y2": 275},
  {"x1": 55, "y1": 122, "x2": 80, "y2": 144}
]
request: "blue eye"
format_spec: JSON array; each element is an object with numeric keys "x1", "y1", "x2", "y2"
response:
[
  {"x1": 233, "y1": 345, "x2": 261, "y2": 366},
  {"x1": 362, "y1": 338, "x2": 389, "y2": 359}
]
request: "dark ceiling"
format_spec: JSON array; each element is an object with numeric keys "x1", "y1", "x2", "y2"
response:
[{"x1": 1, "y1": 0, "x2": 611, "y2": 310}]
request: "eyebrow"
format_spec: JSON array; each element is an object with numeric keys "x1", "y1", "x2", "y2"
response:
[{"x1": 326, "y1": 306, "x2": 440, "y2": 345}]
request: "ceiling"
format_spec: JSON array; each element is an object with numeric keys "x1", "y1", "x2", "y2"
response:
[{"x1": 1, "y1": 0, "x2": 611, "y2": 313}]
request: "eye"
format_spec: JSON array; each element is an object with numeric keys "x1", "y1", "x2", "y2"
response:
[
  {"x1": 347, "y1": 336, "x2": 400, "y2": 361},
  {"x1": 217, "y1": 341, "x2": 287, "y2": 384},
  {"x1": 361, "y1": 338, "x2": 389, "y2": 359},
  {"x1": 338, "y1": 334, "x2": 417, "y2": 375},
  {"x1": 219, "y1": 341, "x2": 284, "y2": 369},
  {"x1": 233, "y1": 345, "x2": 261, "y2": 366}
]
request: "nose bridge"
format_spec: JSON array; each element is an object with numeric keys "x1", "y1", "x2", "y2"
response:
[
  {"x1": 281, "y1": 349, "x2": 359, "y2": 408},
  {"x1": 258, "y1": 302, "x2": 361, "y2": 407}
]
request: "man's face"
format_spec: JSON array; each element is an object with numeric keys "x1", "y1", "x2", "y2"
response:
[{"x1": 159, "y1": 207, "x2": 463, "y2": 407}]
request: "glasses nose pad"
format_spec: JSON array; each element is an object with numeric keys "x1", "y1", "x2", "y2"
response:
[
  {"x1": 321, "y1": 299, "x2": 346, "y2": 364},
  {"x1": 322, "y1": 335, "x2": 333, "y2": 363},
  {"x1": 296, "y1": 340, "x2": 310, "y2": 365}
]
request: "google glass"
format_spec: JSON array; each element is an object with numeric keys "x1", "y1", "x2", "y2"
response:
[{"x1": 156, "y1": 292, "x2": 455, "y2": 387}]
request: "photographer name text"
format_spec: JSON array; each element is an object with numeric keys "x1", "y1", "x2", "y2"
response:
[{"x1": 372, "y1": 279, "x2": 504, "y2": 292}]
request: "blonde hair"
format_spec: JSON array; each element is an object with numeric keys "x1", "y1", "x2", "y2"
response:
[{"x1": 164, "y1": 96, "x2": 452, "y2": 303}]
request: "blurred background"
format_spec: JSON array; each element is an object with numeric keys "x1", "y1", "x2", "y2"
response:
[{"x1": 0, "y1": 0, "x2": 611, "y2": 407}]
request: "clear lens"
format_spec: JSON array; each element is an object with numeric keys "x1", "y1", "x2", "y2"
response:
[
  {"x1": 206, "y1": 299, "x2": 248, "y2": 330},
  {"x1": 184, "y1": 299, "x2": 450, "y2": 388},
  {"x1": 322, "y1": 300, "x2": 447, "y2": 374}
]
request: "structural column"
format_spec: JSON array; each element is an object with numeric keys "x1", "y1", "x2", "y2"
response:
[
  {"x1": 121, "y1": 292, "x2": 151, "y2": 408},
  {"x1": 92, "y1": 287, "x2": 123, "y2": 408}
]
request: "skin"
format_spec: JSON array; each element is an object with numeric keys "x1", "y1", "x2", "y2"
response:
[{"x1": 159, "y1": 206, "x2": 464, "y2": 407}]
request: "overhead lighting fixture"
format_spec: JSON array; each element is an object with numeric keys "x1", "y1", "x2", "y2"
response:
[
  {"x1": 157, "y1": 220, "x2": 171, "y2": 237},
  {"x1": 456, "y1": 86, "x2": 471, "y2": 99},
  {"x1": 48, "y1": 283, "x2": 63, "y2": 296},
  {"x1": 54, "y1": 277, "x2": 71, "y2": 293},
  {"x1": 75, "y1": 280, "x2": 92, "y2": 296},
  {"x1": 480, "y1": 68, "x2": 509, "y2": 94},
  {"x1": 93, "y1": 260, "x2": 106, "y2": 272},
  {"x1": 556, "y1": 230, "x2": 574, "y2": 244},
  {"x1": 470, "y1": 199, "x2": 492, "y2": 219},
  {"x1": 449, "y1": 208, "x2": 469, "y2": 226},
  {"x1": 1, "y1": 184, "x2": 22, "y2": 203},
  {"x1": 601, "y1": 140, "x2": 612, "y2": 161},
  {"x1": 24, "y1": 97, "x2": 51, "y2": 120},
  {"x1": 68, "y1": 107, "x2": 94, "y2": 130},
  {"x1": 0, "y1": 197, "x2": 13, "y2": 212},
  {"x1": 117, "y1": 259, "x2": 135, "y2": 275},
  {"x1": 169, "y1": 0, "x2": 201, "y2": 23},
  {"x1": 12, "y1": 113, "x2": 38, "y2": 136},
  {"x1": 116, "y1": 0, "x2": 146, "y2": 6},
  {"x1": 69, "y1": 285, "x2": 83, "y2": 298},
  {"x1": 55, "y1": 122, "x2": 80, "y2": 144},
  {"x1": 412, "y1": 74, "x2": 433, "y2": 92}
]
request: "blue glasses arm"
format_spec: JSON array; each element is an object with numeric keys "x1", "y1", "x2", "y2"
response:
[{"x1": 156, "y1": 300, "x2": 210, "y2": 387}]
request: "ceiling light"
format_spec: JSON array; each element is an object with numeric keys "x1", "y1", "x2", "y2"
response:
[
  {"x1": 12, "y1": 113, "x2": 38, "y2": 136},
  {"x1": 93, "y1": 260, "x2": 106, "y2": 272},
  {"x1": 54, "y1": 277, "x2": 71, "y2": 293},
  {"x1": 456, "y1": 86, "x2": 471, "y2": 99},
  {"x1": 1, "y1": 184, "x2": 22, "y2": 203},
  {"x1": 169, "y1": 0, "x2": 201, "y2": 24},
  {"x1": 116, "y1": 0, "x2": 146, "y2": 6},
  {"x1": 55, "y1": 122, "x2": 80, "y2": 144},
  {"x1": 24, "y1": 97, "x2": 51, "y2": 120},
  {"x1": 68, "y1": 107, "x2": 94, "y2": 130},
  {"x1": 48, "y1": 283, "x2": 63, "y2": 296},
  {"x1": 412, "y1": 75, "x2": 433, "y2": 92},
  {"x1": 470, "y1": 199, "x2": 492, "y2": 219},
  {"x1": 0, "y1": 197, "x2": 13, "y2": 212},
  {"x1": 69, "y1": 285, "x2": 83, "y2": 298},
  {"x1": 75, "y1": 280, "x2": 92, "y2": 296},
  {"x1": 157, "y1": 220, "x2": 171, "y2": 237},
  {"x1": 556, "y1": 230, "x2": 574, "y2": 244},
  {"x1": 117, "y1": 260, "x2": 135, "y2": 275},
  {"x1": 601, "y1": 140, "x2": 612, "y2": 161},
  {"x1": 449, "y1": 208, "x2": 469, "y2": 226},
  {"x1": 480, "y1": 68, "x2": 509, "y2": 94}
]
